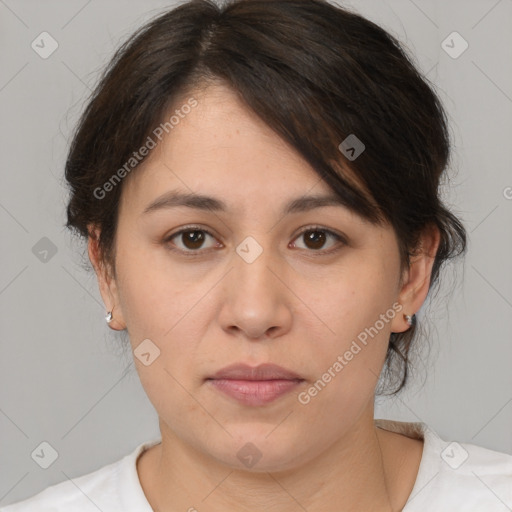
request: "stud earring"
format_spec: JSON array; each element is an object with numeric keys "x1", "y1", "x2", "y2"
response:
[
  {"x1": 105, "y1": 311, "x2": 113, "y2": 324},
  {"x1": 404, "y1": 314, "x2": 413, "y2": 326}
]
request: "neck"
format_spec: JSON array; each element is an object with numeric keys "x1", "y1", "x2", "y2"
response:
[{"x1": 137, "y1": 408, "x2": 416, "y2": 512}]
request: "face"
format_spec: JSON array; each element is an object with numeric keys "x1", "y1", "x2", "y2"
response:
[{"x1": 94, "y1": 84, "x2": 426, "y2": 472}]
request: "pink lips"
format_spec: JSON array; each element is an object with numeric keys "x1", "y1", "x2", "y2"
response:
[{"x1": 206, "y1": 363, "x2": 304, "y2": 406}]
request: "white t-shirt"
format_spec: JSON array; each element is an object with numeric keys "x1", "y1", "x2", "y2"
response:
[{"x1": 1, "y1": 419, "x2": 511, "y2": 511}]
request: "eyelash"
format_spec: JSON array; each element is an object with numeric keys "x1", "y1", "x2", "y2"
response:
[{"x1": 163, "y1": 224, "x2": 347, "y2": 258}]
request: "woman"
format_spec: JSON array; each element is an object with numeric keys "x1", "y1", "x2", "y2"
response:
[{"x1": 2, "y1": 0, "x2": 511, "y2": 510}]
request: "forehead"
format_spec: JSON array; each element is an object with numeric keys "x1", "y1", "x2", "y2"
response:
[{"x1": 122, "y1": 84, "x2": 340, "y2": 210}]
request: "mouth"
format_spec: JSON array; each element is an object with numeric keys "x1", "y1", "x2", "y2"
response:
[{"x1": 205, "y1": 363, "x2": 305, "y2": 406}]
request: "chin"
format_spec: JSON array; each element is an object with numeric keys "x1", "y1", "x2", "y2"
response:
[{"x1": 206, "y1": 426, "x2": 309, "y2": 473}]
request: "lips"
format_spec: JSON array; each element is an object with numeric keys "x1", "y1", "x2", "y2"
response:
[
  {"x1": 206, "y1": 363, "x2": 304, "y2": 406},
  {"x1": 207, "y1": 363, "x2": 303, "y2": 381}
]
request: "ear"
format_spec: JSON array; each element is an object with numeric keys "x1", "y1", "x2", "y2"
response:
[
  {"x1": 390, "y1": 224, "x2": 441, "y2": 333},
  {"x1": 87, "y1": 224, "x2": 127, "y2": 331}
]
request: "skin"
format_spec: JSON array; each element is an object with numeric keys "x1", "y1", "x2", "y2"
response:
[{"x1": 88, "y1": 84, "x2": 440, "y2": 512}]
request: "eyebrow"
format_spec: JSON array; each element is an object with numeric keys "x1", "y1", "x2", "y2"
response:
[{"x1": 141, "y1": 190, "x2": 352, "y2": 216}]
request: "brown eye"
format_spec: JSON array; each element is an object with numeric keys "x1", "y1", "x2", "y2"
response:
[
  {"x1": 166, "y1": 227, "x2": 219, "y2": 253},
  {"x1": 303, "y1": 230, "x2": 327, "y2": 250},
  {"x1": 180, "y1": 230, "x2": 206, "y2": 250},
  {"x1": 292, "y1": 227, "x2": 345, "y2": 253}
]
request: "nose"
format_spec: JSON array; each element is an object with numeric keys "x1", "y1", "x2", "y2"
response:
[{"x1": 217, "y1": 239, "x2": 293, "y2": 340}]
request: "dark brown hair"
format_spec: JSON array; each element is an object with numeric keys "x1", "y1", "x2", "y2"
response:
[{"x1": 64, "y1": 0, "x2": 466, "y2": 395}]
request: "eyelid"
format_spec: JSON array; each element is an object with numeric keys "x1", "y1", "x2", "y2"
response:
[
  {"x1": 293, "y1": 224, "x2": 347, "y2": 242},
  {"x1": 166, "y1": 224, "x2": 218, "y2": 239}
]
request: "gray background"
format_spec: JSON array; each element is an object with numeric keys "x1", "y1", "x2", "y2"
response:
[{"x1": 1, "y1": 0, "x2": 511, "y2": 506}]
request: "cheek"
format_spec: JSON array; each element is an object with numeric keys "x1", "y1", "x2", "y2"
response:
[
  {"x1": 320, "y1": 256, "x2": 398, "y2": 340},
  {"x1": 307, "y1": 256, "x2": 399, "y2": 394},
  {"x1": 115, "y1": 239, "x2": 218, "y2": 388},
  {"x1": 115, "y1": 237, "x2": 202, "y2": 338},
  {"x1": 294, "y1": 301, "x2": 395, "y2": 436}
]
